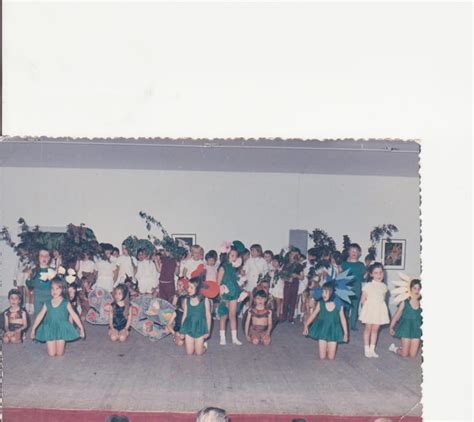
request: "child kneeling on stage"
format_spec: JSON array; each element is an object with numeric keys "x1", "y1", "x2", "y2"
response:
[
  {"x1": 303, "y1": 282, "x2": 348, "y2": 360},
  {"x1": 245, "y1": 290, "x2": 272, "y2": 346},
  {"x1": 108, "y1": 284, "x2": 132, "y2": 342}
]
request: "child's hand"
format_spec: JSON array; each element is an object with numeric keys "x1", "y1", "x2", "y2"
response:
[
  {"x1": 204, "y1": 332, "x2": 210, "y2": 339},
  {"x1": 389, "y1": 327, "x2": 395, "y2": 336},
  {"x1": 30, "y1": 330, "x2": 35, "y2": 340},
  {"x1": 343, "y1": 333, "x2": 348, "y2": 343},
  {"x1": 246, "y1": 335, "x2": 251, "y2": 342},
  {"x1": 79, "y1": 328, "x2": 85, "y2": 338},
  {"x1": 302, "y1": 326, "x2": 308, "y2": 336}
]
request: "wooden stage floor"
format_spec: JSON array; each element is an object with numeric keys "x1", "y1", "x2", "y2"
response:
[{"x1": 2, "y1": 320, "x2": 422, "y2": 418}]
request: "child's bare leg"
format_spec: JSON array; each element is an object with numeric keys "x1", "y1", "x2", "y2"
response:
[
  {"x1": 109, "y1": 328, "x2": 119, "y2": 342},
  {"x1": 262, "y1": 334, "x2": 271, "y2": 346},
  {"x1": 363, "y1": 324, "x2": 371, "y2": 346},
  {"x1": 327, "y1": 342, "x2": 337, "y2": 360},
  {"x1": 174, "y1": 333, "x2": 184, "y2": 346},
  {"x1": 228, "y1": 301, "x2": 237, "y2": 331},
  {"x1": 55, "y1": 340, "x2": 66, "y2": 356},
  {"x1": 409, "y1": 339, "x2": 420, "y2": 358},
  {"x1": 396, "y1": 338, "x2": 410, "y2": 357},
  {"x1": 318, "y1": 340, "x2": 328, "y2": 360},
  {"x1": 46, "y1": 341, "x2": 57, "y2": 357},
  {"x1": 10, "y1": 332, "x2": 22, "y2": 344},
  {"x1": 370, "y1": 324, "x2": 380, "y2": 346},
  {"x1": 118, "y1": 329, "x2": 129, "y2": 342},
  {"x1": 3, "y1": 333, "x2": 11, "y2": 344},
  {"x1": 219, "y1": 315, "x2": 228, "y2": 331},
  {"x1": 194, "y1": 337, "x2": 206, "y2": 356},
  {"x1": 184, "y1": 335, "x2": 195, "y2": 356}
]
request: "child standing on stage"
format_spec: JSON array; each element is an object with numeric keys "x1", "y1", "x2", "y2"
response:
[
  {"x1": 95, "y1": 245, "x2": 118, "y2": 292},
  {"x1": 76, "y1": 252, "x2": 97, "y2": 281},
  {"x1": 31, "y1": 278, "x2": 85, "y2": 357},
  {"x1": 359, "y1": 262, "x2": 390, "y2": 358},
  {"x1": 3, "y1": 289, "x2": 27, "y2": 344},
  {"x1": 245, "y1": 290, "x2": 272, "y2": 346},
  {"x1": 389, "y1": 279, "x2": 422, "y2": 358},
  {"x1": 269, "y1": 255, "x2": 284, "y2": 319},
  {"x1": 204, "y1": 250, "x2": 219, "y2": 282},
  {"x1": 217, "y1": 246, "x2": 244, "y2": 346},
  {"x1": 341, "y1": 244, "x2": 366, "y2": 331},
  {"x1": 108, "y1": 284, "x2": 132, "y2": 342},
  {"x1": 157, "y1": 248, "x2": 178, "y2": 302},
  {"x1": 181, "y1": 245, "x2": 205, "y2": 279},
  {"x1": 243, "y1": 244, "x2": 268, "y2": 293},
  {"x1": 26, "y1": 249, "x2": 53, "y2": 316},
  {"x1": 134, "y1": 249, "x2": 159, "y2": 295},
  {"x1": 115, "y1": 244, "x2": 135, "y2": 285},
  {"x1": 14, "y1": 247, "x2": 33, "y2": 314},
  {"x1": 263, "y1": 250, "x2": 274, "y2": 273},
  {"x1": 303, "y1": 283, "x2": 348, "y2": 360},
  {"x1": 180, "y1": 276, "x2": 211, "y2": 356},
  {"x1": 281, "y1": 249, "x2": 304, "y2": 323}
]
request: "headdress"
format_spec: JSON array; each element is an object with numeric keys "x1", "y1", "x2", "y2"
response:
[
  {"x1": 312, "y1": 269, "x2": 355, "y2": 309},
  {"x1": 390, "y1": 272, "x2": 418, "y2": 304}
]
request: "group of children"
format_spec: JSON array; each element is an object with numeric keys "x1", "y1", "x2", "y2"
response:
[{"x1": 4, "y1": 240, "x2": 422, "y2": 360}]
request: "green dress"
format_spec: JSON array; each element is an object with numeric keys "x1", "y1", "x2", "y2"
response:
[
  {"x1": 307, "y1": 301, "x2": 343, "y2": 343},
  {"x1": 26, "y1": 268, "x2": 52, "y2": 317},
  {"x1": 35, "y1": 299, "x2": 80, "y2": 343},
  {"x1": 180, "y1": 297, "x2": 208, "y2": 339},
  {"x1": 394, "y1": 299, "x2": 422, "y2": 339},
  {"x1": 217, "y1": 262, "x2": 241, "y2": 317}
]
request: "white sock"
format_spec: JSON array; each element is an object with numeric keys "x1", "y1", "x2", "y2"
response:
[
  {"x1": 389, "y1": 343, "x2": 398, "y2": 353},
  {"x1": 370, "y1": 344, "x2": 379, "y2": 358},
  {"x1": 231, "y1": 330, "x2": 242, "y2": 345},
  {"x1": 219, "y1": 330, "x2": 226, "y2": 345},
  {"x1": 364, "y1": 345, "x2": 371, "y2": 358}
]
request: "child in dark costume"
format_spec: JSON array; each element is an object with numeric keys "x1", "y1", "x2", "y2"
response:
[
  {"x1": 245, "y1": 290, "x2": 272, "y2": 346},
  {"x1": 3, "y1": 289, "x2": 27, "y2": 344}
]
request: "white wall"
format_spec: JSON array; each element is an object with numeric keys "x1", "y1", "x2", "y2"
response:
[{"x1": 0, "y1": 166, "x2": 420, "y2": 296}]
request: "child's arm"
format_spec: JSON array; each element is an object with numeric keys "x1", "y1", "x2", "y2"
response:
[
  {"x1": 113, "y1": 266, "x2": 119, "y2": 283},
  {"x1": 216, "y1": 267, "x2": 225, "y2": 285},
  {"x1": 166, "y1": 312, "x2": 177, "y2": 335},
  {"x1": 180, "y1": 300, "x2": 187, "y2": 329},
  {"x1": 125, "y1": 306, "x2": 133, "y2": 330},
  {"x1": 204, "y1": 299, "x2": 211, "y2": 339},
  {"x1": 67, "y1": 303, "x2": 85, "y2": 338},
  {"x1": 389, "y1": 301, "x2": 405, "y2": 336},
  {"x1": 244, "y1": 311, "x2": 252, "y2": 341},
  {"x1": 339, "y1": 306, "x2": 348, "y2": 342},
  {"x1": 4, "y1": 313, "x2": 9, "y2": 333},
  {"x1": 303, "y1": 302, "x2": 320, "y2": 335},
  {"x1": 266, "y1": 311, "x2": 273, "y2": 336},
  {"x1": 30, "y1": 305, "x2": 47, "y2": 339},
  {"x1": 360, "y1": 291, "x2": 368, "y2": 305},
  {"x1": 20, "y1": 310, "x2": 28, "y2": 331}
]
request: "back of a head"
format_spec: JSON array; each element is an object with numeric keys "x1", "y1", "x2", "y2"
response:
[
  {"x1": 105, "y1": 416, "x2": 130, "y2": 422},
  {"x1": 196, "y1": 407, "x2": 228, "y2": 422}
]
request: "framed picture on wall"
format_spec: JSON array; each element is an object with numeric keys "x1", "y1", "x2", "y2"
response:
[
  {"x1": 381, "y1": 239, "x2": 406, "y2": 269},
  {"x1": 172, "y1": 234, "x2": 196, "y2": 249}
]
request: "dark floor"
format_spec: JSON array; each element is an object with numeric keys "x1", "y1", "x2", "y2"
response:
[{"x1": 3, "y1": 319, "x2": 422, "y2": 416}]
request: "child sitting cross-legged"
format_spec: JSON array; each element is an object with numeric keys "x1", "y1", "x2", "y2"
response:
[{"x1": 245, "y1": 290, "x2": 272, "y2": 346}]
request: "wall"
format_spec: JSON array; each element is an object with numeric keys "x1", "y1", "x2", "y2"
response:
[{"x1": 0, "y1": 166, "x2": 420, "y2": 297}]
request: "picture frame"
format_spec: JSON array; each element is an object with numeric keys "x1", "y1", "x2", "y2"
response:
[
  {"x1": 381, "y1": 239, "x2": 406, "y2": 269},
  {"x1": 171, "y1": 233, "x2": 197, "y2": 249}
]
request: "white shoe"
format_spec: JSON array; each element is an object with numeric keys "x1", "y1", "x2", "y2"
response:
[
  {"x1": 204, "y1": 341, "x2": 208, "y2": 350},
  {"x1": 369, "y1": 346, "x2": 379, "y2": 358},
  {"x1": 389, "y1": 343, "x2": 397, "y2": 353},
  {"x1": 219, "y1": 337, "x2": 226, "y2": 346},
  {"x1": 364, "y1": 346, "x2": 372, "y2": 358},
  {"x1": 232, "y1": 338, "x2": 242, "y2": 346}
]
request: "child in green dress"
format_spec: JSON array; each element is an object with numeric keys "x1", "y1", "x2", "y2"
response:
[
  {"x1": 180, "y1": 275, "x2": 211, "y2": 356},
  {"x1": 389, "y1": 279, "x2": 422, "y2": 358},
  {"x1": 31, "y1": 278, "x2": 85, "y2": 357},
  {"x1": 303, "y1": 283, "x2": 348, "y2": 360}
]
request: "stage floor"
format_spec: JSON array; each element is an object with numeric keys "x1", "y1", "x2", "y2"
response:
[{"x1": 3, "y1": 319, "x2": 422, "y2": 417}]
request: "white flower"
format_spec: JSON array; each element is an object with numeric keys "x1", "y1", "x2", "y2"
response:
[
  {"x1": 232, "y1": 258, "x2": 242, "y2": 268},
  {"x1": 220, "y1": 285, "x2": 229, "y2": 295},
  {"x1": 57, "y1": 266, "x2": 66, "y2": 275},
  {"x1": 39, "y1": 272, "x2": 49, "y2": 281},
  {"x1": 47, "y1": 268, "x2": 57, "y2": 280},
  {"x1": 65, "y1": 275, "x2": 76, "y2": 284},
  {"x1": 237, "y1": 291, "x2": 249, "y2": 303},
  {"x1": 67, "y1": 268, "x2": 76, "y2": 276}
]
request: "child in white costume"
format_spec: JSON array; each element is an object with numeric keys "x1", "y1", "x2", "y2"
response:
[
  {"x1": 180, "y1": 245, "x2": 205, "y2": 279},
  {"x1": 135, "y1": 249, "x2": 159, "y2": 294},
  {"x1": 243, "y1": 244, "x2": 268, "y2": 293},
  {"x1": 95, "y1": 246, "x2": 118, "y2": 292},
  {"x1": 115, "y1": 244, "x2": 136, "y2": 285}
]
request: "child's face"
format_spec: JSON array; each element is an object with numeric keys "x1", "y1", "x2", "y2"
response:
[
  {"x1": 84, "y1": 253, "x2": 90, "y2": 261},
  {"x1": 206, "y1": 257, "x2": 216, "y2": 266},
  {"x1": 137, "y1": 251, "x2": 146, "y2": 261},
  {"x1": 259, "y1": 282, "x2": 270, "y2": 293},
  {"x1": 67, "y1": 287, "x2": 76, "y2": 300},
  {"x1": 250, "y1": 248, "x2": 260, "y2": 258},
  {"x1": 121, "y1": 246, "x2": 129, "y2": 256},
  {"x1": 191, "y1": 248, "x2": 201, "y2": 260},
  {"x1": 163, "y1": 249, "x2": 171, "y2": 257},
  {"x1": 322, "y1": 288, "x2": 331, "y2": 302},
  {"x1": 187, "y1": 283, "x2": 197, "y2": 296},
  {"x1": 53, "y1": 250, "x2": 60, "y2": 258},
  {"x1": 177, "y1": 280, "x2": 185, "y2": 294},
  {"x1": 271, "y1": 259, "x2": 280, "y2": 270},
  {"x1": 114, "y1": 289, "x2": 124, "y2": 302},
  {"x1": 51, "y1": 283, "x2": 62, "y2": 298},
  {"x1": 264, "y1": 253, "x2": 272, "y2": 263},
  {"x1": 255, "y1": 295, "x2": 266, "y2": 307},
  {"x1": 371, "y1": 267, "x2": 384, "y2": 282},
  {"x1": 113, "y1": 250, "x2": 119, "y2": 258},
  {"x1": 229, "y1": 250, "x2": 238, "y2": 263},
  {"x1": 348, "y1": 247, "x2": 360, "y2": 260},
  {"x1": 411, "y1": 284, "x2": 421, "y2": 299},
  {"x1": 105, "y1": 250, "x2": 112, "y2": 259},
  {"x1": 39, "y1": 250, "x2": 50, "y2": 267},
  {"x1": 308, "y1": 254, "x2": 316, "y2": 263},
  {"x1": 9, "y1": 294, "x2": 20, "y2": 307}
]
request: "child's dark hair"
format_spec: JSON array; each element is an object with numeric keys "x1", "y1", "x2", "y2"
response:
[
  {"x1": 367, "y1": 262, "x2": 385, "y2": 282},
  {"x1": 272, "y1": 254, "x2": 283, "y2": 265},
  {"x1": 332, "y1": 251, "x2": 343, "y2": 266},
  {"x1": 113, "y1": 284, "x2": 130, "y2": 316},
  {"x1": 253, "y1": 289, "x2": 268, "y2": 300},
  {"x1": 250, "y1": 244, "x2": 263, "y2": 256},
  {"x1": 321, "y1": 282, "x2": 335, "y2": 300},
  {"x1": 205, "y1": 250, "x2": 218, "y2": 261},
  {"x1": 8, "y1": 288, "x2": 23, "y2": 304},
  {"x1": 307, "y1": 248, "x2": 318, "y2": 258},
  {"x1": 112, "y1": 247, "x2": 120, "y2": 255},
  {"x1": 188, "y1": 273, "x2": 206, "y2": 300},
  {"x1": 348, "y1": 243, "x2": 362, "y2": 253},
  {"x1": 136, "y1": 248, "x2": 146, "y2": 258},
  {"x1": 263, "y1": 250, "x2": 274, "y2": 258},
  {"x1": 410, "y1": 279, "x2": 422, "y2": 290}
]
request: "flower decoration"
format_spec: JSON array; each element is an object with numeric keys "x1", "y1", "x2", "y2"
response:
[
  {"x1": 237, "y1": 291, "x2": 249, "y2": 303},
  {"x1": 57, "y1": 266, "x2": 66, "y2": 275},
  {"x1": 65, "y1": 275, "x2": 76, "y2": 284},
  {"x1": 390, "y1": 272, "x2": 416, "y2": 305},
  {"x1": 67, "y1": 268, "x2": 76, "y2": 276},
  {"x1": 232, "y1": 257, "x2": 243, "y2": 268},
  {"x1": 220, "y1": 240, "x2": 232, "y2": 254}
]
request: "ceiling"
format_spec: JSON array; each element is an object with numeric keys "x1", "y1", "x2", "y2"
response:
[{"x1": 0, "y1": 137, "x2": 420, "y2": 177}]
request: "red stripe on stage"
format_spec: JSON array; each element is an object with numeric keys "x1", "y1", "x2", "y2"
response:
[{"x1": 3, "y1": 408, "x2": 422, "y2": 422}]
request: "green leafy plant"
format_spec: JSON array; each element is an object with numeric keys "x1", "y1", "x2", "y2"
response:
[
  {"x1": 309, "y1": 228, "x2": 337, "y2": 261},
  {"x1": 122, "y1": 235, "x2": 155, "y2": 258},
  {"x1": 368, "y1": 224, "x2": 399, "y2": 259}
]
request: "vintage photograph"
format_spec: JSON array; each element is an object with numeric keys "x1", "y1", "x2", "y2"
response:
[{"x1": 0, "y1": 137, "x2": 422, "y2": 421}]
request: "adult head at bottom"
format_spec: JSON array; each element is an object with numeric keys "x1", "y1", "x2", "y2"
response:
[
  {"x1": 104, "y1": 416, "x2": 129, "y2": 422},
  {"x1": 196, "y1": 407, "x2": 228, "y2": 422}
]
